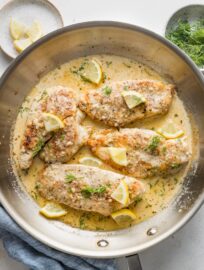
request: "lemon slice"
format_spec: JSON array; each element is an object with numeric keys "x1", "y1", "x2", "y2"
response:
[
  {"x1": 43, "y1": 113, "x2": 64, "y2": 132},
  {"x1": 111, "y1": 209, "x2": 136, "y2": 225},
  {"x1": 26, "y1": 21, "x2": 42, "y2": 42},
  {"x1": 81, "y1": 59, "x2": 102, "y2": 84},
  {"x1": 10, "y1": 18, "x2": 26, "y2": 40},
  {"x1": 109, "y1": 147, "x2": 128, "y2": 166},
  {"x1": 79, "y1": 156, "x2": 102, "y2": 167},
  {"x1": 111, "y1": 180, "x2": 129, "y2": 205},
  {"x1": 121, "y1": 91, "x2": 146, "y2": 109},
  {"x1": 13, "y1": 38, "x2": 32, "y2": 52},
  {"x1": 157, "y1": 121, "x2": 184, "y2": 139},
  {"x1": 39, "y1": 202, "x2": 67, "y2": 218}
]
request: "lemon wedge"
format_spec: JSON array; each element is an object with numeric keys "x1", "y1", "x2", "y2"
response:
[
  {"x1": 79, "y1": 156, "x2": 102, "y2": 167},
  {"x1": 42, "y1": 113, "x2": 64, "y2": 132},
  {"x1": 39, "y1": 202, "x2": 67, "y2": 218},
  {"x1": 81, "y1": 59, "x2": 102, "y2": 84},
  {"x1": 109, "y1": 147, "x2": 128, "y2": 166},
  {"x1": 13, "y1": 38, "x2": 32, "y2": 52},
  {"x1": 10, "y1": 18, "x2": 26, "y2": 40},
  {"x1": 26, "y1": 21, "x2": 42, "y2": 42},
  {"x1": 111, "y1": 180, "x2": 129, "y2": 205},
  {"x1": 111, "y1": 209, "x2": 136, "y2": 225},
  {"x1": 157, "y1": 121, "x2": 184, "y2": 139},
  {"x1": 121, "y1": 91, "x2": 146, "y2": 109}
]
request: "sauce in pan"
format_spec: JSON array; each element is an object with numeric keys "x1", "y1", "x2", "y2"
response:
[{"x1": 12, "y1": 55, "x2": 193, "y2": 231}]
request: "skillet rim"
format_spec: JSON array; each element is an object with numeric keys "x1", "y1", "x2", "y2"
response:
[{"x1": 0, "y1": 21, "x2": 204, "y2": 258}]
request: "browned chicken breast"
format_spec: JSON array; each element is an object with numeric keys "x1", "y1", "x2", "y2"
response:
[
  {"x1": 88, "y1": 128, "x2": 191, "y2": 178},
  {"x1": 79, "y1": 80, "x2": 175, "y2": 127},
  {"x1": 38, "y1": 164, "x2": 145, "y2": 216},
  {"x1": 19, "y1": 86, "x2": 88, "y2": 169}
]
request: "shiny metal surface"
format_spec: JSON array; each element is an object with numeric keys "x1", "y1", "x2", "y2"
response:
[{"x1": 0, "y1": 22, "x2": 204, "y2": 258}]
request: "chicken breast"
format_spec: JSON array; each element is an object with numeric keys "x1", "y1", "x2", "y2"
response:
[
  {"x1": 88, "y1": 128, "x2": 191, "y2": 178},
  {"x1": 19, "y1": 86, "x2": 88, "y2": 169},
  {"x1": 38, "y1": 164, "x2": 145, "y2": 216},
  {"x1": 19, "y1": 86, "x2": 76, "y2": 169},
  {"x1": 79, "y1": 80, "x2": 175, "y2": 127}
]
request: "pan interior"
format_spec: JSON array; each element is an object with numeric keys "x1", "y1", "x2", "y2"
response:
[{"x1": 0, "y1": 22, "x2": 203, "y2": 257}]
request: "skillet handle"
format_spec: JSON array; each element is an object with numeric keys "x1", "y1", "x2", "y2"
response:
[{"x1": 126, "y1": 254, "x2": 142, "y2": 270}]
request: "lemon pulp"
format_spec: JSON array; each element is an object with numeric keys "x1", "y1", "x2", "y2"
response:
[
  {"x1": 79, "y1": 156, "x2": 102, "y2": 167},
  {"x1": 81, "y1": 59, "x2": 102, "y2": 84},
  {"x1": 109, "y1": 147, "x2": 128, "y2": 166},
  {"x1": 42, "y1": 113, "x2": 64, "y2": 132},
  {"x1": 111, "y1": 180, "x2": 129, "y2": 205},
  {"x1": 157, "y1": 120, "x2": 184, "y2": 139},
  {"x1": 122, "y1": 90, "x2": 146, "y2": 109}
]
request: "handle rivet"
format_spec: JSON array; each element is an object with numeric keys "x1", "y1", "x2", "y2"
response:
[
  {"x1": 97, "y1": 239, "x2": 109, "y2": 247},
  {"x1": 147, "y1": 227, "x2": 157, "y2": 236}
]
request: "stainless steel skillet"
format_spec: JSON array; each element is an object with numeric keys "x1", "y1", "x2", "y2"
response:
[{"x1": 0, "y1": 22, "x2": 204, "y2": 266}]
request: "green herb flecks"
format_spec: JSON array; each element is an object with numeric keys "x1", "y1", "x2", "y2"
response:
[
  {"x1": 70, "y1": 61, "x2": 88, "y2": 76},
  {"x1": 60, "y1": 134, "x2": 65, "y2": 141},
  {"x1": 37, "y1": 90, "x2": 48, "y2": 102},
  {"x1": 31, "y1": 191, "x2": 38, "y2": 200},
  {"x1": 106, "y1": 61, "x2": 112, "y2": 67},
  {"x1": 171, "y1": 163, "x2": 181, "y2": 169},
  {"x1": 32, "y1": 138, "x2": 44, "y2": 157},
  {"x1": 162, "y1": 146, "x2": 167, "y2": 154},
  {"x1": 79, "y1": 212, "x2": 90, "y2": 229},
  {"x1": 146, "y1": 136, "x2": 160, "y2": 153},
  {"x1": 103, "y1": 86, "x2": 112, "y2": 96},
  {"x1": 133, "y1": 197, "x2": 143, "y2": 207},
  {"x1": 102, "y1": 72, "x2": 107, "y2": 82},
  {"x1": 166, "y1": 19, "x2": 204, "y2": 67},
  {"x1": 123, "y1": 62, "x2": 131, "y2": 68},
  {"x1": 79, "y1": 216, "x2": 86, "y2": 229},
  {"x1": 34, "y1": 183, "x2": 40, "y2": 190},
  {"x1": 19, "y1": 106, "x2": 30, "y2": 116},
  {"x1": 65, "y1": 173, "x2": 76, "y2": 183},
  {"x1": 81, "y1": 185, "x2": 106, "y2": 198}
]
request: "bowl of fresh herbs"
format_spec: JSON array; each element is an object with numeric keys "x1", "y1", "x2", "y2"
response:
[{"x1": 165, "y1": 5, "x2": 204, "y2": 73}]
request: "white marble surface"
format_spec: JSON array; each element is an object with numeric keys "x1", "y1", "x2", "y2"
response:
[{"x1": 0, "y1": 0, "x2": 204, "y2": 269}]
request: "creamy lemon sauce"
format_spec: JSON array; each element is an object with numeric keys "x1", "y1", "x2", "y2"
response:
[{"x1": 12, "y1": 55, "x2": 193, "y2": 231}]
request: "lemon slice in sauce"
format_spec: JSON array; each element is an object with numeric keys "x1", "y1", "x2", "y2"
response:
[{"x1": 39, "y1": 203, "x2": 67, "y2": 219}]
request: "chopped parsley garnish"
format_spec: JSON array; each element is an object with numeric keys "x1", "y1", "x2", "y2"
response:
[
  {"x1": 65, "y1": 174, "x2": 76, "y2": 183},
  {"x1": 19, "y1": 106, "x2": 29, "y2": 116},
  {"x1": 123, "y1": 63, "x2": 131, "y2": 68},
  {"x1": 171, "y1": 163, "x2": 181, "y2": 169},
  {"x1": 106, "y1": 61, "x2": 112, "y2": 67},
  {"x1": 37, "y1": 90, "x2": 48, "y2": 101},
  {"x1": 103, "y1": 86, "x2": 112, "y2": 95},
  {"x1": 81, "y1": 185, "x2": 106, "y2": 198},
  {"x1": 166, "y1": 19, "x2": 204, "y2": 67},
  {"x1": 60, "y1": 134, "x2": 65, "y2": 141},
  {"x1": 32, "y1": 138, "x2": 44, "y2": 157},
  {"x1": 79, "y1": 212, "x2": 90, "y2": 229},
  {"x1": 79, "y1": 216, "x2": 85, "y2": 229},
  {"x1": 123, "y1": 85, "x2": 128, "y2": 91},
  {"x1": 70, "y1": 61, "x2": 88, "y2": 75},
  {"x1": 133, "y1": 197, "x2": 143, "y2": 206},
  {"x1": 162, "y1": 146, "x2": 167, "y2": 154},
  {"x1": 102, "y1": 72, "x2": 107, "y2": 82},
  {"x1": 146, "y1": 136, "x2": 160, "y2": 153}
]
